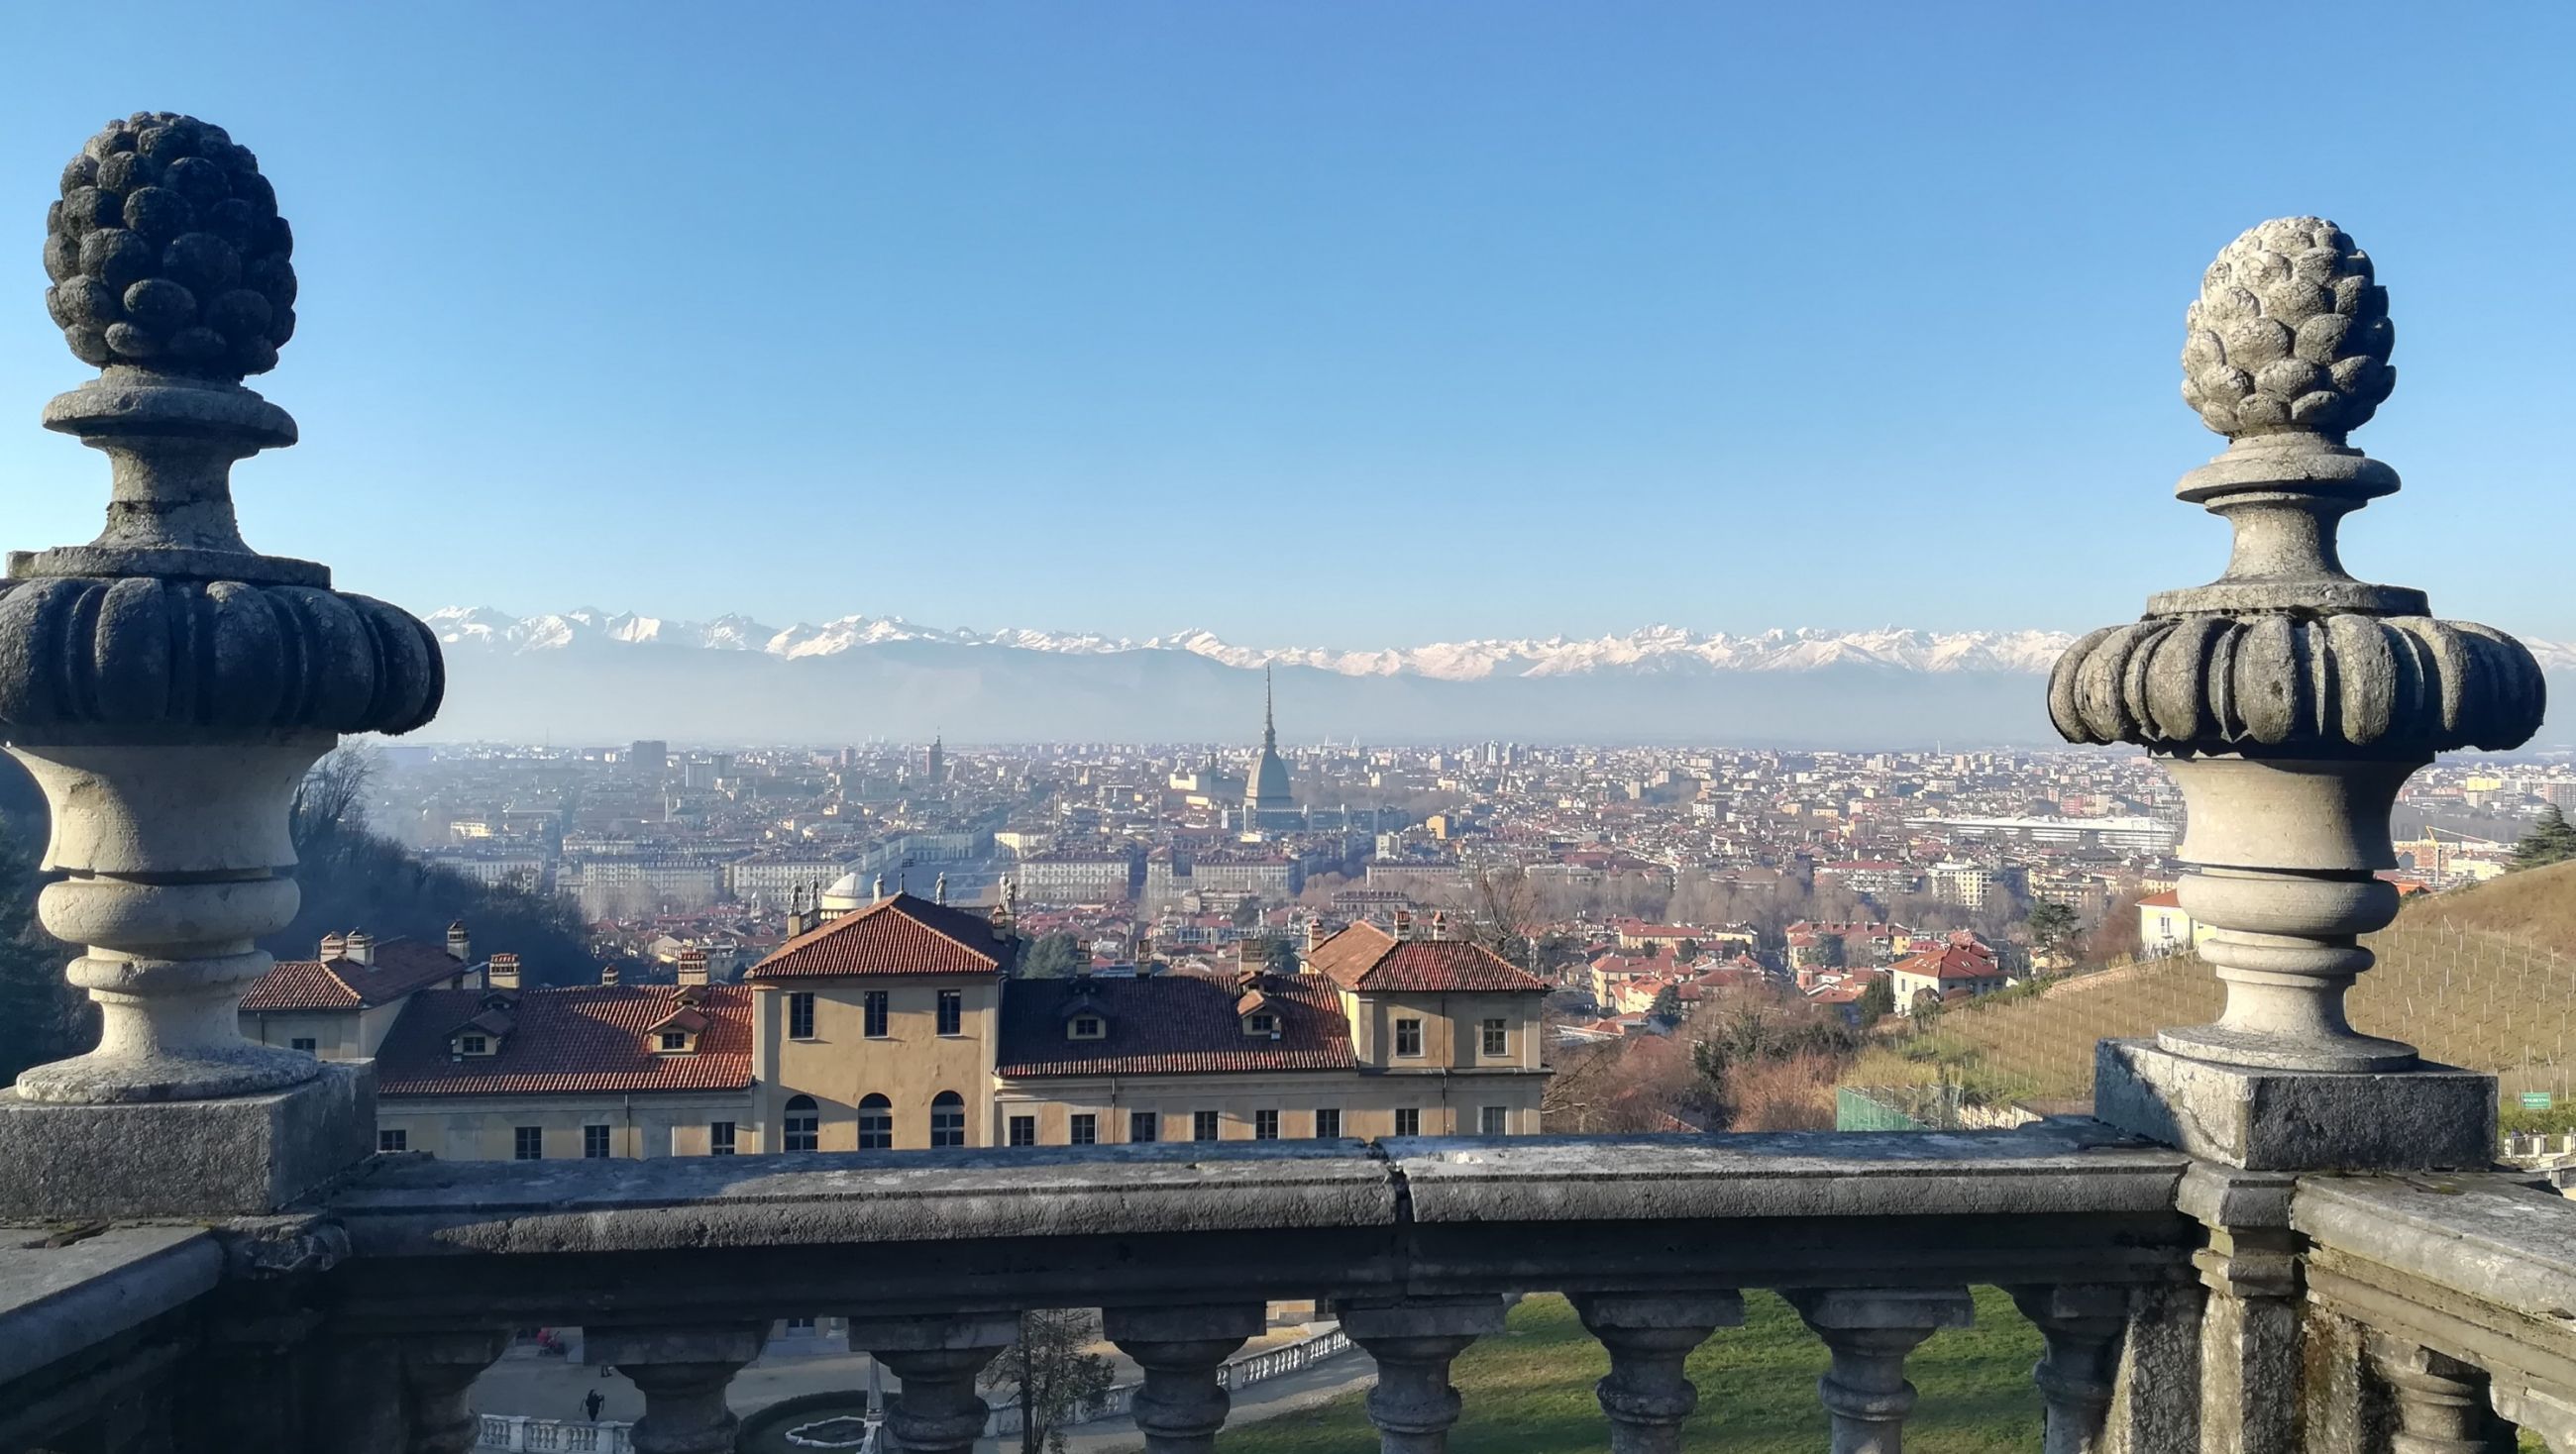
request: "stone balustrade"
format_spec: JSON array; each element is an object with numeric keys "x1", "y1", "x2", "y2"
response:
[
  {"x1": 476, "y1": 1415, "x2": 634, "y2": 1453},
  {"x1": 0, "y1": 112, "x2": 2563, "y2": 1454}
]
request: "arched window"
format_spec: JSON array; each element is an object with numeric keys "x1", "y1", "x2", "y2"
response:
[
  {"x1": 857, "y1": 1093, "x2": 894, "y2": 1151},
  {"x1": 929, "y1": 1090, "x2": 966, "y2": 1148},
  {"x1": 783, "y1": 1093, "x2": 819, "y2": 1153}
]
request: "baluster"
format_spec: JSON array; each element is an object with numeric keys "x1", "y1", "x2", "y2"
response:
[
  {"x1": 1337, "y1": 1296, "x2": 1509, "y2": 1454},
  {"x1": 401, "y1": 1331, "x2": 512, "y2": 1454},
  {"x1": 1788, "y1": 1288, "x2": 1973, "y2": 1454},
  {"x1": 2006, "y1": 1284, "x2": 2127, "y2": 1454},
  {"x1": 846, "y1": 1311, "x2": 1019, "y2": 1454},
  {"x1": 1104, "y1": 1303, "x2": 1264, "y2": 1454},
  {"x1": 1570, "y1": 1292, "x2": 1743, "y2": 1454},
  {"x1": 584, "y1": 1324, "x2": 767, "y2": 1454},
  {"x1": 2371, "y1": 1339, "x2": 2514, "y2": 1453}
]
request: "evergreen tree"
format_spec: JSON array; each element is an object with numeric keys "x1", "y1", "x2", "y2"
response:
[
  {"x1": 2022, "y1": 900, "x2": 2080, "y2": 964},
  {"x1": 2513, "y1": 805, "x2": 2576, "y2": 872},
  {"x1": 1017, "y1": 932, "x2": 1086, "y2": 979}
]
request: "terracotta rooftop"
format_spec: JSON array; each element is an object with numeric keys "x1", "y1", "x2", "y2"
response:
[
  {"x1": 745, "y1": 892, "x2": 1017, "y2": 980},
  {"x1": 241, "y1": 937, "x2": 477, "y2": 1011},
  {"x1": 1305, "y1": 922, "x2": 1550, "y2": 994},
  {"x1": 1890, "y1": 942, "x2": 2006, "y2": 983},
  {"x1": 375, "y1": 984, "x2": 753, "y2": 1096},
  {"x1": 996, "y1": 971, "x2": 1356, "y2": 1078}
]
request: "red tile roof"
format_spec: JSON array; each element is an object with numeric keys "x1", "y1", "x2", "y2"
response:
[
  {"x1": 1890, "y1": 942, "x2": 2005, "y2": 984},
  {"x1": 242, "y1": 938, "x2": 477, "y2": 1011},
  {"x1": 996, "y1": 972, "x2": 1356, "y2": 1077},
  {"x1": 375, "y1": 984, "x2": 753, "y2": 1096},
  {"x1": 1306, "y1": 923, "x2": 1549, "y2": 994},
  {"x1": 744, "y1": 892, "x2": 1017, "y2": 980}
]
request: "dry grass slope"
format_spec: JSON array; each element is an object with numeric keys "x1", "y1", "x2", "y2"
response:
[{"x1": 1847, "y1": 863, "x2": 2576, "y2": 1116}]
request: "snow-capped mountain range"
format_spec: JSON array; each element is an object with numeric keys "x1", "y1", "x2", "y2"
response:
[
  {"x1": 414, "y1": 607, "x2": 2568, "y2": 746},
  {"x1": 423, "y1": 607, "x2": 2112, "y2": 678}
]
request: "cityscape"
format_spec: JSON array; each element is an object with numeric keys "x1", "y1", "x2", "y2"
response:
[{"x1": 6, "y1": 7, "x2": 2576, "y2": 1454}]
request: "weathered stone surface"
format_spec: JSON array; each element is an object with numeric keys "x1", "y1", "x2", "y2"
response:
[
  {"x1": 0, "y1": 1226, "x2": 222, "y2": 1388},
  {"x1": 45, "y1": 114, "x2": 295, "y2": 378},
  {"x1": 2181, "y1": 218, "x2": 2392, "y2": 441},
  {"x1": 0, "y1": 1061, "x2": 374, "y2": 1217},
  {"x1": 2095, "y1": 1040, "x2": 2494, "y2": 1171}
]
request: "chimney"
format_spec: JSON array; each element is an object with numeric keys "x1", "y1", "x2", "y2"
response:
[
  {"x1": 1307, "y1": 918, "x2": 1326, "y2": 954},
  {"x1": 1393, "y1": 908, "x2": 1413, "y2": 940},
  {"x1": 677, "y1": 947, "x2": 708, "y2": 986},
  {"x1": 446, "y1": 920, "x2": 472, "y2": 963},
  {"x1": 599, "y1": 963, "x2": 619, "y2": 987},
  {"x1": 345, "y1": 929, "x2": 376, "y2": 967},
  {"x1": 1431, "y1": 911, "x2": 1448, "y2": 942},
  {"x1": 487, "y1": 953, "x2": 521, "y2": 989},
  {"x1": 320, "y1": 931, "x2": 347, "y2": 960}
]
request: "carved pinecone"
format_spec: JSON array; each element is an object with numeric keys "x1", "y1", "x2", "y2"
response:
[
  {"x1": 42, "y1": 113, "x2": 295, "y2": 378},
  {"x1": 2180, "y1": 217, "x2": 2393, "y2": 441}
]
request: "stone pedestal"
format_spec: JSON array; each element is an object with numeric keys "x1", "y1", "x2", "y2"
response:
[
  {"x1": 0, "y1": 1059, "x2": 376, "y2": 1218},
  {"x1": 2095, "y1": 1039, "x2": 2494, "y2": 1172}
]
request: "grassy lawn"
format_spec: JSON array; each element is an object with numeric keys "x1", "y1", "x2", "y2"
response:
[{"x1": 1135, "y1": 1287, "x2": 2045, "y2": 1453}]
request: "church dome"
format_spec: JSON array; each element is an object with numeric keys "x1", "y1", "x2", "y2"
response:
[
  {"x1": 1247, "y1": 746, "x2": 1293, "y2": 806},
  {"x1": 818, "y1": 872, "x2": 869, "y2": 913}
]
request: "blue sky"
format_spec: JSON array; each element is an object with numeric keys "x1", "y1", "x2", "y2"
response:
[{"x1": 3, "y1": 4, "x2": 2569, "y2": 649}]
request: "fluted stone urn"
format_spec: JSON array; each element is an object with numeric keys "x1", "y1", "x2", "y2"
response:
[
  {"x1": 2057, "y1": 218, "x2": 2544, "y2": 1167},
  {"x1": 0, "y1": 114, "x2": 440, "y2": 1213}
]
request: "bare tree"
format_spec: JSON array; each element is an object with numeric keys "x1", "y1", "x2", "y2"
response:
[
  {"x1": 981, "y1": 1309, "x2": 1116, "y2": 1454},
  {"x1": 291, "y1": 744, "x2": 379, "y2": 852}
]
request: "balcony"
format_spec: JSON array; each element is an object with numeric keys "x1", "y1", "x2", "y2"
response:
[{"x1": 0, "y1": 119, "x2": 2564, "y2": 1454}]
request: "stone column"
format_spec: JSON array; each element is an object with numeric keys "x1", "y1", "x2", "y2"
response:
[
  {"x1": 1788, "y1": 1288, "x2": 1974, "y2": 1454},
  {"x1": 0, "y1": 112, "x2": 442, "y2": 1220},
  {"x1": 2006, "y1": 1285, "x2": 2128, "y2": 1454},
  {"x1": 846, "y1": 1311, "x2": 1017, "y2": 1454},
  {"x1": 1570, "y1": 1292, "x2": 1743, "y2": 1454},
  {"x1": 2372, "y1": 1339, "x2": 2515, "y2": 1454},
  {"x1": 2170, "y1": 1165, "x2": 2309, "y2": 1454},
  {"x1": 585, "y1": 1325, "x2": 767, "y2": 1454},
  {"x1": 399, "y1": 1330, "x2": 513, "y2": 1454},
  {"x1": 1103, "y1": 1303, "x2": 1264, "y2": 1454},
  {"x1": 2055, "y1": 217, "x2": 2541, "y2": 1172},
  {"x1": 1337, "y1": 1296, "x2": 1510, "y2": 1454}
]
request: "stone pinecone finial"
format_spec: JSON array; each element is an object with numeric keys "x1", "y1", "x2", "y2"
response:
[
  {"x1": 44, "y1": 113, "x2": 296, "y2": 379},
  {"x1": 2180, "y1": 217, "x2": 2393, "y2": 441}
]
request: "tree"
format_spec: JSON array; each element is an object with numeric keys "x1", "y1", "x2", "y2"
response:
[
  {"x1": 982, "y1": 1308, "x2": 1116, "y2": 1454},
  {"x1": 1230, "y1": 896, "x2": 1262, "y2": 929},
  {"x1": 1649, "y1": 985, "x2": 1684, "y2": 1027},
  {"x1": 2022, "y1": 900, "x2": 2080, "y2": 966},
  {"x1": 2514, "y1": 806, "x2": 2576, "y2": 873},
  {"x1": 1855, "y1": 976, "x2": 1896, "y2": 1025},
  {"x1": 1264, "y1": 936, "x2": 1301, "y2": 976},
  {"x1": 1018, "y1": 932, "x2": 1085, "y2": 979},
  {"x1": 1806, "y1": 933, "x2": 1847, "y2": 970}
]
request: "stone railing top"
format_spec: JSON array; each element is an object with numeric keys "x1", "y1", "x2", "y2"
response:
[
  {"x1": 2294, "y1": 1174, "x2": 2576, "y2": 1326},
  {"x1": 0, "y1": 1224, "x2": 222, "y2": 1388},
  {"x1": 326, "y1": 1126, "x2": 2190, "y2": 1262}
]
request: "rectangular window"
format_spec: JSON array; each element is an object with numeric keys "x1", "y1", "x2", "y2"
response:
[
  {"x1": 584, "y1": 1124, "x2": 611, "y2": 1159},
  {"x1": 1009, "y1": 1114, "x2": 1037, "y2": 1147},
  {"x1": 1395, "y1": 1018, "x2": 1424, "y2": 1057},
  {"x1": 1070, "y1": 1113, "x2": 1097, "y2": 1146},
  {"x1": 657, "y1": 1030, "x2": 689, "y2": 1051},
  {"x1": 936, "y1": 989, "x2": 963, "y2": 1036},
  {"x1": 709, "y1": 1121, "x2": 736, "y2": 1156},
  {"x1": 1129, "y1": 1111, "x2": 1158, "y2": 1144},
  {"x1": 863, "y1": 989, "x2": 889, "y2": 1038},
  {"x1": 1254, "y1": 1109, "x2": 1280, "y2": 1141},
  {"x1": 377, "y1": 1128, "x2": 407, "y2": 1153},
  {"x1": 1193, "y1": 1110, "x2": 1221, "y2": 1142},
  {"x1": 459, "y1": 1034, "x2": 488, "y2": 1056},
  {"x1": 1481, "y1": 1018, "x2": 1509, "y2": 1057},
  {"x1": 788, "y1": 991, "x2": 816, "y2": 1040},
  {"x1": 1314, "y1": 1107, "x2": 1342, "y2": 1139},
  {"x1": 289, "y1": 1036, "x2": 318, "y2": 1054},
  {"x1": 1394, "y1": 1107, "x2": 1422, "y2": 1138},
  {"x1": 514, "y1": 1126, "x2": 543, "y2": 1161},
  {"x1": 1479, "y1": 1106, "x2": 1509, "y2": 1136},
  {"x1": 786, "y1": 1317, "x2": 816, "y2": 1333}
]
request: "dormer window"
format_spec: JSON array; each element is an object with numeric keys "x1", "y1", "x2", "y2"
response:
[
  {"x1": 648, "y1": 1004, "x2": 710, "y2": 1054},
  {"x1": 457, "y1": 1033, "x2": 489, "y2": 1056},
  {"x1": 657, "y1": 1029, "x2": 693, "y2": 1052},
  {"x1": 1069, "y1": 1014, "x2": 1106, "y2": 1041},
  {"x1": 1244, "y1": 1012, "x2": 1278, "y2": 1037}
]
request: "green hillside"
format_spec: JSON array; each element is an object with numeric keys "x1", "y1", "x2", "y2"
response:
[{"x1": 1846, "y1": 862, "x2": 2576, "y2": 1124}]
